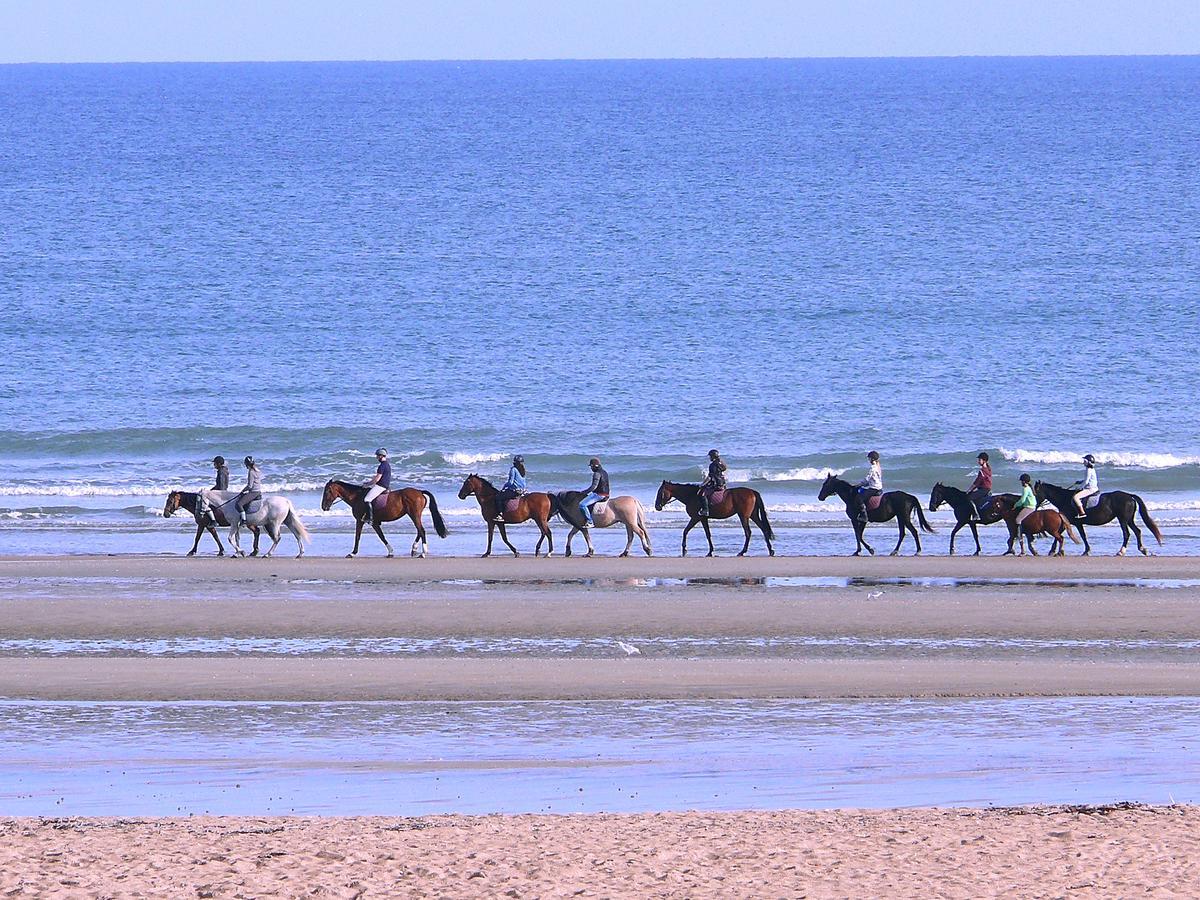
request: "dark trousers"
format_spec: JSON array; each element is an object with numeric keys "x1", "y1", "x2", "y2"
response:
[{"x1": 853, "y1": 488, "x2": 880, "y2": 523}]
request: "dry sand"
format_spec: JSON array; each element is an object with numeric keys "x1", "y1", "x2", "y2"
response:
[{"x1": 3, "y1": 805, "x2": 1197, "y2": 898}]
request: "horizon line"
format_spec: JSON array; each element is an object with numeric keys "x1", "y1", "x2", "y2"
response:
[{"x1": 3, "y1": 52, "x2": 1199, "y2": 67}]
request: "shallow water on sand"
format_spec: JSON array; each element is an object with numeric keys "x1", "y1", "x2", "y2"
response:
[{"x1": 1, "y1": 698, "x2": 1196, "y2": 815}]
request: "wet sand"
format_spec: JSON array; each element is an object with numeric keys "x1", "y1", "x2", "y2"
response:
[
  {"x1": 1, "y1": 555, "x2": 1199, "y2": 700},
  {"x1": 2, "y1": 805, "x2": 1196, "y2": 898}
]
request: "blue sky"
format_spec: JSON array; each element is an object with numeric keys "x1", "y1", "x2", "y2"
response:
[{"x1": 2, "y1": 0, "x2": 1198, "y2": 63}]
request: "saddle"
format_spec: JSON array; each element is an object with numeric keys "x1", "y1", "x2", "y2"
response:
[
  {"x1": 242, "y1": 498, "x2": 265, "y2": 517},
  {"x1": 504, "y1": 496, "x2": 523, "y2": 515},
  {"x1": 704, "y1": 489, "x2": 727, "y2": 506},
  {"x1": 372, "y1": 491, "x2": 393, "y2": 511},
  {"x1": 1083, "y1": 493, "x2": 1102, "y2": 511},
  {"x1": 866, "y1": 494, "x2": 885, "y2": 512}
]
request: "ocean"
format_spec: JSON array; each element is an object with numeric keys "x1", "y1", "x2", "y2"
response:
[{"x1": 2, "y1": 57, "x2": 1198, "y2": 556}]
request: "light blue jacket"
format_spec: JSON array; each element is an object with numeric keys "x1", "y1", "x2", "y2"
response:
[{"x1": 503, "y1": 466, "x2": 527, "y2": 492}]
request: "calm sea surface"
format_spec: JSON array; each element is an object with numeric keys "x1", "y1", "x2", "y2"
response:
[{"x1": 1, "y1": 58, "x2": 1198, "y2": 555}]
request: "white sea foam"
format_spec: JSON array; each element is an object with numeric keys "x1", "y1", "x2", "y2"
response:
[
  {"x1": 1000, "y1": 449, "x2": 1200, "y2": 469},
  {"x1": 442, "y1": 451, "x2": 508, "y2": 467}
]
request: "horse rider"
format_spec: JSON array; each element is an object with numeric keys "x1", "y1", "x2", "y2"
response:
[
  {"x1": 965, "y1": 451, "x2": 992, "y2": 522},
  {"x1": 699, "y1": 449, "x2": 727, "y2": 517},
  {"x1": 235, "y1": 455, "x2": 263, "y2": 525},
  {"x1": 492, "y1": 455, "x2": 527, "y2": 522},
  {"x1": 1013, "y1": 473, "x2": 1037, "y2": 528},
  {"x1": 852, "y1": 450, "x2": 883, "y2": 524},
  {"x1": 577, "y1": 457, "x2": 610, "y2": 528},
  {"x1": 362, "y1": 448, "x2": 391, "y2": 524},
  {"x1": 1071, "y1": 453, "x2": 1100, "y2": 520},
  {"x1": 213, "y1": 456, "x2": 229, "y2": 491}
]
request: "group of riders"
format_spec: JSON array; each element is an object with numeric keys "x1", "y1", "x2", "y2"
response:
[
  {"x1": 202, "y1": 448, "x2": 1103, "y2": 530},
  {"x1": 853, "y1": 449, "x2": 1102, "y2": 525}
]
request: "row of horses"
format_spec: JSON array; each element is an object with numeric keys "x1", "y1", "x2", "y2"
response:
[{"x1": 162, "y1": 472, "x2": 1164, "y2": 559}]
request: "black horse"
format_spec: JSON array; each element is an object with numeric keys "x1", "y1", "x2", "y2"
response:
[
  {"x1": 162, "y1": 490, "x2": 261, "y2": 557},
  {"x1": 929, "y1": 483, "x2": 1019, "y2": 555},
  {"x1": 1033, "y1": 480, "x2": 1164, "y2": 556},
  {"x1": 818, "y1": 474, "x2": 935, "y2": 556}
]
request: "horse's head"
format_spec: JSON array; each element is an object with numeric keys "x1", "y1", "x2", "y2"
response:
[
  {"x1": 458, "y1": 475, "x2": 478, "y2": 501},
  {"x1": 163, "y1": 491, "x2": 182, "y2": 518},
  {"x1": 929, "y1": 482, "x2": 945, "y2": 511},
  {"x1": 818, "y1": 473, "x2": 838, "y2": 501},
  {"x1": 1034, "y1": 480, "x2": 1046, "y2": 502},
  {"x1": 321, "y1": 480, "x2": 338, "y2": 512},
  {"x1": 654, "y1": 480, "x2": 673, "y2": 512}
]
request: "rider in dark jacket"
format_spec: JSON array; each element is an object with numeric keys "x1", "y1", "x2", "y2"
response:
[
  {"x1": 578, "y1": 457, "x2": 610, "y2": 528},
  {"x1": 699, "y1": 449, "x2": 727, "y2": 518}
]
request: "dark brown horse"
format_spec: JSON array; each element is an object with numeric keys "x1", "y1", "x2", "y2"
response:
[
  {"x1": 458, "y1": 474, "x2": 558, "y2": 557},
  {"x1": 928, "y1": 483, "x2": 1019, "y2": 555},
  {"x1": 653, "y1": 481, "x2": 775, "y2": 557},
  {"x1": 819, "y1": 474, "x2": 935, "y2": 556},
  {"x1": 1034, "y1": 480, "x2": 1164, "y2": 556},
  {"x1": 990, "y1": 495, "x2": 1080, "y2": 556},
  {"x1": 321, "y1": 480, "x2": 447, "y2": 558}
]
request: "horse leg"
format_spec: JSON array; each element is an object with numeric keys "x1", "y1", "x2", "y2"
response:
[
  {"x1": 752, "y1": 505, "x2": 775, "y2": 557},
  {"x1": 909, "y1": 511, "x2": 923, "y2": 556},
  {"x1": 372, "y1": 521, "x2": 393, "y2": 558},
  {"x1": 582, "y1": 526, "x2": 593, "y2": 558},
  {"x1": 407, "y1": 510, "x2": 426, "y2": 558},
  {"x1": 701, "y1": 517, "x2": 715, "y2": 557},
  {"x1": 889, "y1": 516, "x2": 905, "y2": 556},
  {"x1": 949, "y1": 521, "x2": 962, "y2": 555},
  {"x1": 250, "y1": 526, "x2": 262, "y2": 557},
  {"x1": 542, "y1": 517, "x2": 555, "y2": 557},
  {"x1": 970, "y1": 523, "x2": 981, "y2": 556},
  {"x1": 737, "y1": 513, "x2": 752, "y2": 557},
  {"x1": 188, "y1": 523, "x2": 204, "y2": 557},
  {"x1": 1129, "y1": 517, "x2": 1150, "y2": 556},
  {"x1": 681, "y1": 518, "x2": 699, "y2": 557},
  {"x1": 498, "y1": 523, "x2": 520, "y2": 557},
  {"x1": 1115, "y1": 517, "x2": 1129, "y2": 557},
  {"x1": 1077, "y1": 524, "x2": 1091, "y2": 556},
  {"x1": 347, "y1": 519, "x2": 364, "y2": 558},
  {"x1": 207, "y1": 525, "x2": 225, "y2": 557},
  {"x1": 565, "y1": 527, "x2": 577, "y2": 557},
  {"x1": 619, "y1": 523, "x2": 634, "y2": 558},
  {"x1": 483, "y1": 522, "x2": 495, "y2": 558}
]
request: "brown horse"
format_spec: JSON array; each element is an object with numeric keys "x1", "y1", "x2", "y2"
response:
[
  {"x1": 321, "y1": 480, "x2": 447, "y2": 558},
  {"x1": 991, "y1": 495, "x2": 1080, "y2": 557},
  {"x1": 458, "y1": 474, "x2": 558, "y2": 557},
  {"x1": 654, "y1": 481, "x2": 775, "y2": 557}
]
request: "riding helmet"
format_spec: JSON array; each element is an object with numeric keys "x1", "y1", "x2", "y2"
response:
[
  {"x1": 213, "y1": 456, "x2": 225, "y2": 466},
  {"x1": 1083, "y1": 454, "x2": 1096, "y2": 464},
  {"x1": 977, "y1": 452, "x2": 989, "y2": 462},
  {"x1": 709, "y1": 449, "x2": 720, "y2": 459},
  {"x1": 244, "y1": 455, "x2": 255, "y2": 467},
  {"x1": 867, "y1": 450, "x2": 880, "y2": 461},
  {"x1": 589, "y1": 457, "x2": 601, "y2": 467},
  {"x1": 513, "y1": 455, "x2": 524, "y2": 464},
  {"x1": 376, "y1": 448, "x2": 388, "y2": 459}
]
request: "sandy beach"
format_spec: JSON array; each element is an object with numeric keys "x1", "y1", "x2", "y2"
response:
[{"x1": 3, "y1": 805, "x2": 1197, "y2": 898}]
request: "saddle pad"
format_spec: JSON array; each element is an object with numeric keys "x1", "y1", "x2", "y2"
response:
[
  {"x1": 1085, "y1": 493, "x2": 1102, "y2": 510},
  {"x1": 372, "y1": 491, "x2": 392, "y2": 511},
  {"x1": 866, "y1": 494, "x2": 884, "y2": 512},
  {"x1": 706, "y1": 489, "x2": 727, "y2": 505},
  {"x1": 591, "y1": 500, "x2": 609, "y2": 515},
  {"x1": 243, "y1": 498, "x2": 264, "y2": 517},
  {"x1": 504, "y1": 497, "x2": 522, "y2": 515}
]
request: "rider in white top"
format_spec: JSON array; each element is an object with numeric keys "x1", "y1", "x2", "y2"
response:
[
  {"x1": 363, "y1": 448, "x2": 391, "y2": 524},
  {"x1": 851, "y1": 451, "x2": 883, "y2": 523},
  {"x1": 1071, "y1": 454, "x2": 1100, "y2": 519}
]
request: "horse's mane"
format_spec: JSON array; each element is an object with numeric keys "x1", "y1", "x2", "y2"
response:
[{"x1": 469, "y1": 473, "x2": 497, "y2": 490}]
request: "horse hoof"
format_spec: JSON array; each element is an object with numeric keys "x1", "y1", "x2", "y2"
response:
[
  {"x1": 565, "y1": 549, "x2": 572, "y2": 558},
  {"x1": 186, "y1": 551, "x2": 196, "y2": 558},
  {"x1": 889, "y1": 551, "x2": 899, "y2": 557},
  {"x1": 586, "y1": 552, "x2": 594, "y2": 558},
  {"x1": 387, "y1": 553, "x2": 395, "y2": 559},
  {"x1": 1116, "y1": 549, "x2": 1126, "y2": 557},
  {"x1": 769, "y1": 549, "x2": 775, "y2": 557},
  {"x1": 973, "y1": 550, "x2": 980, "y2": 557},
  {"x1": 481, "y1": 553, "x2": 491, "y2": 559},
  {"x1": 345, "y1": 553, "x2": 355, "y2": 559}
]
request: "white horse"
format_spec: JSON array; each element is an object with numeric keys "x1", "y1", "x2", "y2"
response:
[
  {"x1": 556, "y1": 492, "x2": 653, "y2": 557},
  {"x1": 198, "y1": 489, "x2": 311, "y2": 558}
]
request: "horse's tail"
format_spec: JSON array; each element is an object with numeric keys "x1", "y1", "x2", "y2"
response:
[
  {"x1": 1135, "y1": 494, "x2": 1165, "y2": 545},
  {"x1": 421, "y1": 491, "x2": 449, "y2": 539},
  {"x1": 636, "y1": 500, "x2": 653, "y2": 553},
  {"x1": 1063, "y1": 517, "x2": 1081, "y2": 544},
  {"x1": 911, "y1": 495, "x2": 936, "y2": 533},
  {"x1": 284, "y1": 505, "x2": 311, "y2": 545},
  {"x1": 753, "y1": 490, "x2": 775, "y2": 540},
  {"x1": 547, "y1": 492, "x2": 561, "y2": 521}
]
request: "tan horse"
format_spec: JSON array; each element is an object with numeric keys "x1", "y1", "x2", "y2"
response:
[
  {"x1": 555, "y1": 491, "x2": 653, "y2": 557},
  {"x1": 458, "y1": 474, "x2": 557, "y2": 557},
  {"x1": 321, "y1": 480, "x2": 447, "y2": 558}
]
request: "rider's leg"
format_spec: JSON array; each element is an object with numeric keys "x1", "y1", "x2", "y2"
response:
[
  {"x1": 853, "y1": 490, "x2": 869, "y2": 524},
  {"x1": 579, "y1": 492, "x2": 602, "y2": 526},
  {"x1": 698, "y1": 487, "x2": 711, "y2": 518},
  {"x1": 363, "y1": 484, "x2": 385, "y2": 523},
  {"x1": 492, "y1": 490, "x2": 510, "y2": 522},
  {"x1": 1073, "y1": 489, "x2": 1094, "y2": 519}
]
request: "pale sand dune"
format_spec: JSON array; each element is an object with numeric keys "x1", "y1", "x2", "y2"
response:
[{"x1": 2, "y1": 806, "x2": 1197, "y2": 898}]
